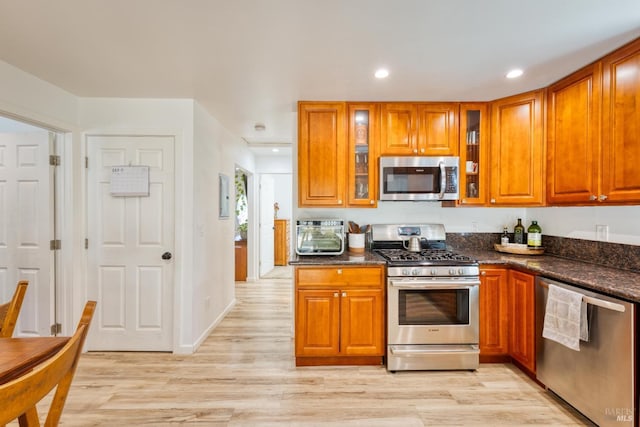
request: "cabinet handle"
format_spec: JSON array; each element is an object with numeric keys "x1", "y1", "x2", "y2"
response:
[
  {"x1": 342, "y1": 292, "x2": 347, "y2": 297},
  {"x1": 334, "y1": 292, "x2": 339, "y2": 298},
  {"x1": 420, "y1": 148, "x2": 425, "y2": 153},
  {"x1": 490, "y1": 198, "x2": 496, "y2": 204},
  {"x1": 599, "y1": 194, "x2": 608, "y2": 201},
  {"x1": 589, "y1": 195, "x2": 597, "y2": 201},
  {"x1": 337, "y1": 199, "x2": 343, "y2": 204},
  {"x1": 369, "y1": 200, "x2": 374, "y2": 205},
  {"x1": 481, "y1": 271, "x2": 486, "y2": 276},
  {"x1": 336, "y1": 269, "x2": 342, "y2": 274},
  {"x1": 413, "y1": 149, "x2": 418, "y2": 153}
]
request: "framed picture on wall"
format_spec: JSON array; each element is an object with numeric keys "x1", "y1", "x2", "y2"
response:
[{"x1": 219, "y1": 173, "x2": 230, "y2": 218}]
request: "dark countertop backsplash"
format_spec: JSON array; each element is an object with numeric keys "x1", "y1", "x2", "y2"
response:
[{"x1": 447, "y1": 232, "x2": 640, "y2": 274}]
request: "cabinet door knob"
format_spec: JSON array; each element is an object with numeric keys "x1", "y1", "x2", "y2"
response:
[
  {"x1": 342, "y1": 292, "x2": 347, "y2": 297},
  {"x1": 336, "y1": 269, "x2": 342, "y2": 274},
  {"x1": 481, "y1": 271, "x2": 486, "y2": 276},
  {"x1": 599, "y1": 194, "x2": 608, "y2": 201},
  {"x1": 334, "y1": 292, "x2": 339, "y2": 298},
  {"x1": 337, "y1": 199, "x2": 343, "y2": 204},
  {"x1": 370, "y1": 200, "x2": 374, "y2": 205},
  {"x1": 490, "y1": 198, "x2": 496, "y2": 204},
  {"x1": 589, "y1": 195, "x2": 597, "y2": 201}
]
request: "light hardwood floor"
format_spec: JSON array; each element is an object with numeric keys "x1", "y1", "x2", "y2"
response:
[{"x1": 42, "y1": 278, "x2": 592, "y2": 426}]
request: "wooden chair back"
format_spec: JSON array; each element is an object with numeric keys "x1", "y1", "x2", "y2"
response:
[
  {"x1": 0, "y1": 280, "x2": 28, "y2": 338},
  {"x1": 0, "y1": 300, "x2": 96, "y2": 426}
]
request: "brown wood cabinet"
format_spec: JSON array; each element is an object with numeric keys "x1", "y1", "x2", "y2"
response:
[
  {"x1": 234, "y1": 240, "x2": 247, "y2": 281},
  {"x1": 294, "y1": 265, "x2": 385, "y2": 366},
  {"x1": 547, "y1": 63, "x2": 602, "y2": 204},
  {"x1": 489, "y1": 90, "x2": 545, "y2": 206},
  {"x1": 298, "y1": 102, "x2": 346, "y2": 207},
  {"x1": 508, "y1": 270, "x2": 536, "y2": 375},
  {"x1": 347, "y1": 103, "x2": 378, "y2": 207},
  {"x1": 479, "y1": 266, "x2": 509, "y2": 360},
  {"x1": 601, "y1": 38, "x2": 640, "y2": 204},
  {"x1": 273, "y1": 219, "x2": 290, "y2": 266},
  {"x1": 458, "y1": 103, "x2": 489, "y2": 206},
  {"x1": 379, "y1": 102, "x2": 458, "y2": 156}
]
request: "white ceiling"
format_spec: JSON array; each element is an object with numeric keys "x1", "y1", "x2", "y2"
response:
[{"x1": 1, "y1": 0, "x2": 639, "y2": 153}]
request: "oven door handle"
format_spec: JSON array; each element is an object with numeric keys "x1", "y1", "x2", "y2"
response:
[{"x1": 389, "y1": 279, "x2": 480, "y2": 289}]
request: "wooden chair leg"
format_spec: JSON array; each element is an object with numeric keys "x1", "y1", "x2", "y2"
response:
[{"x1": 18, "y1": 407, "x2": 39, "y2": 427}]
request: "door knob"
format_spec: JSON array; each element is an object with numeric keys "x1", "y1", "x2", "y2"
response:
[{"x1": 162, "y1": 252, "x2": 172, "y2": 260}]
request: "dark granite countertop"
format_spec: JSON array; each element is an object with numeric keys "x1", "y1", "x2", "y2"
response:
[
  {"x1": 290, "y1": 247, "x2": 640, "y2": 303},
  {"x1": 289, "y1": 251, "x2": 386, "y2": 266},
  {"x1": 458, "y1": 249, "x2": 640, "y2": 303}
]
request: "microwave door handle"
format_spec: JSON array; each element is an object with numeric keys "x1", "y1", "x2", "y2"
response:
[{"x1": 438, "y1": 162, "x2": 446, "y2": 199}]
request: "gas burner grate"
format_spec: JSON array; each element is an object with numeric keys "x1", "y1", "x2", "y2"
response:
[{"x1": 375, "y1": 248, "x2": 476, "y2": 264}]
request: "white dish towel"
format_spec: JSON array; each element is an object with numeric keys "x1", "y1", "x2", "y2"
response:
[{"x1": 543, "y1": 284, "x2": 589, "y2": 351}]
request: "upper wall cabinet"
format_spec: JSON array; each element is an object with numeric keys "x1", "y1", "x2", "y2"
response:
[
  {"x1": 379, "y1": 102, "x2": 459, "y2": 156},
  {"x1": 547, "y1": 63, "x2": 602, "y2": 205},
  {"x1": 489, "y1": 90, "x2": 545, "y2": 206},
  {"x1": 347, "y1": 103, "x2": 378, "y2": 207},
  {"x1": 601, "y1": 38, "x2": 640, "y2": 204},
  {"x1": 298, "y1": 102, "x2": 347, "y2": 207},
  {"x1": 458, "y1": 103, "x2": 489, "y2": 206}
]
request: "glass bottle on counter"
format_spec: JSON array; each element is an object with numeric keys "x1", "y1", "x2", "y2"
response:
[
  {"x1": 514, "y1": 218, "x2": 525, "y2": 244},
  {"x1": 527, "y1": 221, "x2": 542, "y2": 247},
  {"x1": 501, "y1": 227, "x2": 510, "y2": 245}
]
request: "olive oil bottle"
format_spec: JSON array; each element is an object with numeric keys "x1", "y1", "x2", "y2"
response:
[
  {"x1": 514, "y1": 218, "x2": 525, "y2": 244},
  {"x1": 527, "y1": 220, "x2": 542, "y2": 247}
]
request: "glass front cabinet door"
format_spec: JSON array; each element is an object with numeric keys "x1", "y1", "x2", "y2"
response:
[
  {"x1": 347, "y1": 103, "x2": 378, "y2": 207},
  {"x1": 459, "y1": 103, "x2": 488, "y2": 205}
]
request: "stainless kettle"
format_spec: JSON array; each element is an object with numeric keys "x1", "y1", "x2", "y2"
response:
[{"x1": 403, "y1": 236, "x2": 422, "y2": 252}]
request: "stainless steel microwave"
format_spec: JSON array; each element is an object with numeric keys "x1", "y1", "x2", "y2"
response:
[{"x1": 379, "y1": 156, "x2": 459, "y2": 201}]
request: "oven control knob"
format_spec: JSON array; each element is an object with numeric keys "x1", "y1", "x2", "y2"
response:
[
  {"x1": 449, "y1": 268, "x2": 456, "y2": 275},
  {"x1": 431, "y1": 268, "x2": 437, "y2": 276},
  {"x1": 412, "y1": 269, "x2": 419, "y2": 276},
  {"x1": 458, "y1": 268, "x2": 464, "y2": 275},
  {"x1": 402, "y1": 268, "x2": 410, "y2": 276}
]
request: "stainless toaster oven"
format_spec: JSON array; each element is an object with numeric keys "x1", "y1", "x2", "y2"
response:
[{"x1": 295, "y1": 219, "x2": 345, "y2": 255}]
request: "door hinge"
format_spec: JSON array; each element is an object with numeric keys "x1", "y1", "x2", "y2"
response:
[
  {"x1": 85, "y1": 238, "x2": 89, "y2": 249},
  {"x1": 85, "y1": 156, "x2": 89, "y2": 169},
  {"x1": 50, "y1": 239, "x2": 61, "y2": 250},
  {"x1": 49, "y1": 155, "x2": 61, "y2": 166},
  {"x1": 50, "y1": 323, "x2": 62, "y2": 335}
]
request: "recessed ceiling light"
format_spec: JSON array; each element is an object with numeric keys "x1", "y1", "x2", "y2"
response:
[
  {"x1": 271, "y1": 148, "x2": 279, "y2": 153},
  {"x1": 374, "y1": 68, "x2": 389, "y2": 79},
  {"x1": 506, "y1": 69, "x2": 524, "y2": 79}
]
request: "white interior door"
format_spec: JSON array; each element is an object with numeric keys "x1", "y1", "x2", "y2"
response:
[
  {"x1": 259, "y1": 174, "x2": 275, "y2": 277},
  {"x1": 86, "y1": 135, "x2": 174, "y2": 351},
  {"x1": 0, "y1": 131, "x2": 52, "y2": 337}
]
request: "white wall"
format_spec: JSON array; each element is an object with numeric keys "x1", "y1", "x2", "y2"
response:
[
  {"x1": 192, "y1": 101, "x2": 256, "y2": 349},
  {"x1": 255, "y1": 155, "x2": 293, "y2": 220},
  {"x1": 528, "y1": 206, "x2": 640, "y2": 245}
]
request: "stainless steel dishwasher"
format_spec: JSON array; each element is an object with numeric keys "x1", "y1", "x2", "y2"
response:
[{"x1": 536, "y1": 277, "x2": 636, "y2": 427}]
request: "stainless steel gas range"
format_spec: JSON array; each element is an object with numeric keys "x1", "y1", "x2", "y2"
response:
[{"x1": 371, "y1": 224, "x2": 480, "y2": 372}]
